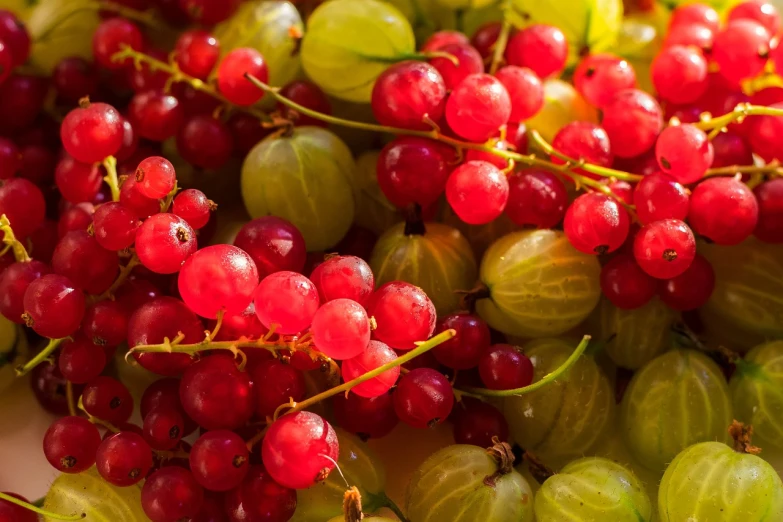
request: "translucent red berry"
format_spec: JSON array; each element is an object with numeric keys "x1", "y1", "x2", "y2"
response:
[{"x1": 633, "y1": 219, "x2": 696, "y2": 279}]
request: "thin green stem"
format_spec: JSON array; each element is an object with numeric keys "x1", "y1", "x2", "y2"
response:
[
  {"x1": 95, "y1": 254, "x2": 140, "y2": 301},
  {"x1": 36, "y1": 1, "x2": 166, "y2": 43},
  {"x1": 102, "y1": 155, "x2": 120, "y2": 202},
  {"x1": 0, "y1": 492, "x2": 84, "y2": 521},
  {"x1": 694, "y1": 104, "x2": 783, "y2": 131},
  {"x1": 358, "y1": 50, "x2": 459, "y2": 66},
  {"x1": 489, "y1": 1, "x2": 513, "y2": 75},
  {"x1": 284, "y1": 330, "x2": 456, "y2": 415},
  {"x1": 66, "y1": 381, "x2": 76, "y2": 416},
  {"x1": 111, "y1": 46, "x2": 271, "y2": 124},
  {"x1": 381, "y1": 493, "x2": 410, "y2": 522},
  {"x1": 15, "y1": 338, "x2": 66, "y2": 376},
  {"x1": 704, "y1": 161, "x2": 783, "y2": 179},
  {"x1": 0, "y1": 214, "x2": 31, "y2": 262},
  {"x1": 457, "y1": 336, "x2": 591, "y2": 397}
]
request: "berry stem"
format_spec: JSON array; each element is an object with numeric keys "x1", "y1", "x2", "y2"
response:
[
  {"x1": 488, "y1": 1, "x2": 513, "y2": 75},
  {"x1": 15, "y1": 338, "x2": 65, "y2": 377},
  {"x1": 358, "y1": 50, "x2": 460, "y2": 66},
  {"x1": 77, "y1": 394, "x2": 120, "y2": 433},
  {"x1": 95, "y1": 254, "x2": 140, "y2": 302},
  {"x1": 705, "y1": 160, "x2": 783, "y2": 179},
  {"x1": 102, "y1": 155, "x2": 120, "y2": 202},
  {"x1": 281, "y1": 329, "x2": 457, "y2": 416},
  {"x1": 694, "y1": 103, "x2": 783, "y2": 131},
  {"x1": 110, "y1": 46, "x2": 272, "y2": 124},
  {"x1": 0, "y1": 492, "x2": 84, "y2": 521},
  {"x1": 457, "y1": 335, "x2": 591, "y2": 397},
  {"x1": 243, "y1": 73, "x2": 643, "y2": 184},
  {"x1": 0, "y1": 214, "x2": 31, "y2": 263},
  {"x1": 35, "y1": 1, "x2": 166, "y2": 43},
  {"x1": 160, "y1": 183, "x2": 179, "y2": 213},
  {"x1": 380, "y1": 493, "x2": 410, "y2": 522},
  {"x1": 66, "y1": 381, "x2": 76, "y2": 417}
]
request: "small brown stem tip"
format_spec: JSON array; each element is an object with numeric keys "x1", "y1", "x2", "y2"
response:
[
  {"x1": 729, "y1": 420, "x2": 762, "y2": 455},
  {"x1": 343, "y1": 486, "x2": 363, "y2": 522}
]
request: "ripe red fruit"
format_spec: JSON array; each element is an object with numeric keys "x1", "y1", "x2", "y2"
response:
[
  {"x1": 478, "y1": 344, "x2": 534, "y2": 390},
  {"x1": 366, "y1": 281, "x2": 436, "y2": 350},
  {"x1": 96, "y1": 431, "x2": 153, "y2": 487},
  {"x1": 233, "y1": 216, "x2": 307, "y2": 278},
  {"x1": 176, "y1": 115, "x2": 233, "y2": 170},
  {"x1": 494, "y1": 65, "x2": 544, "y2": 122},
  {"x1": 58, "y1": 335, "x2": 107, "y2": 384},
  {"x1": 52, "y1": 230, "x2": 119, "y2": 295},
  {"x1": 261, "y1": 411, "x2": 339, "y2": 489},
  {"x1": 633, "y1": 219, "x2": 696, "y2": 279},
  {"x1": 505, "y1": 24, "x2": 568, "y2": 79},
  {"x1": 602, "y1": 89, "x2": 663, "y2": 159},
  {"x1": 311, "y1": 298, "x2": 371, "y2": 360},
  {"x1": 371, "y1": 61, "x2": 446, "y2": 130},
  {"x1": 659, "y1": 254, "x2": 715, "y2": 311},
  {"x1": 249, "y1": 359, "x2": 306, "y2": 418},
  {"x1": 309, "y1": 255, "x2": 374, "y2": 305},
  {"x1": 43, "y1": 416, "x2": 101, "y2": 473},
  {"x1": 217, "y1": 48, "x2": 268, "y2": 106},
  {"x1": 0, "y1": 177, "x2": 46, "y2": 238},
  {"x1": 61, "y1": 102, "x2": 124, "y2": 164},
  {"x1": 754, "y1": 178, "x2": 783, "y2": 242},
  {"x1": 278, "y1": 80, "x2": 332, "y2": 127},
  {"x1": 564, "y1": 193, "x2": 630, "y2": 255},
  {"x1": 82, "y1": 376, "x2": 134, "y2": 424},
  {"x1": 600, "y1": 254, "x2": 658, "y2": 309},
  {"x1": 712, "y1": 20, "x2": 771, "y2": 84},
  {"x1": 23, "y1": 274, "x2": 85, "y2": 338},
  {"x1": 452, "y1": 398, "x2": 509, "y2": 448},
  {"x1": 552, "y1": 121, "x2": 613, "y2": 171},
  {"x1": 0, "y1": 260, "x2": 50, "y2": 324},
  {"x1": 136, "y1": 213, "x2": 197, "y2": 274},
  {"x1": 728, "y1": 1, "x2": 781, "y2": 36},
  {"x1": 224, "y1": 465, "x2": 297, "y2": 522},
  {"x1": 393, "y1": 368, "x2": 454, "y2": 428},
  {"x1": 669, "y1": 3, "x2": 720, "y2": 33},
  {"x1": 341, "y1": 340, "x2": 399, "y2": 398},
  {"x1": 688, "y1": 176, "x2": 759, "y2": 245},
  {"x1": 189, "y1": 430, "x2": 250, "y2": 492},
  {"x1": 446, "y1": 74, "x2": 511, "y2": 143},
  {"x1": 92, "y1": 18, "x2": 143, "y2": 70},
  {"x1": 633, "y1": 172, "x2": 690, "y2": 224},
  {"x1": 179, "y1": 354, "x2": 253, "y2": 430},
  {"x1": 332, "y1": 391, "x2": 399, "y2": 439},
  {"x1": 141, "y1": 467, "x2": 204, "y2": 522},
  {"x1": 505, "y1": 169, "x2": 567, "y2": 228},
  {"x1": 656, "y1": 124, "x2": 713, "y2": 184},
  {"x1": 253, "y1": 271, "x2": 320, "y2": 335},
  {"x1": 174, "y1": 30, "x2": 220, "y2": 80},
  {"x1": 432, "y1": 313, "x2": 491, "y2": 370},
  {"x1": 446, "y1": 160, "x2": 509, "y2": 225},
  {"x1": 92, "y1": 202, "x2": 140, "y2": 251},
  {"x1": 0, "y1": 492, "x2": 37, "y2": 522},
  {"x1": 574, "y1": 53, "x2": 636, "y2": 108},
  {"x1": 128, "y1": 91, "x2": 184, "y2": 142},
  {"x1": 428, "y1": 43, "x2": 484, "y2": 90},
  {"x1": 651, "y1": 45, "x2": 709, "y2": 104}
]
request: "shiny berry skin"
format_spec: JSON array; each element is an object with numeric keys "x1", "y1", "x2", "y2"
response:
[
  {"x1": 0, "y1": 75, "x2": 48, "y2": 132},
  {"x1": 179, "y1": 0, "x2": 240, "y2": 24},
  {"x1": 332, "y1": 391, "x2": 398, "y2": 440},
  {"x1": 663, "y1": 24, "x2": 714, "y2": 54},
  {"x1": 143, "y1": 406, "x2": 184, "y2": 451},
  {"x1": 446, "y1": 160, "x2": 509, "y2": 225},
  {"x1": 174, "y1": 30, "x2": 220, "y2": 79},
  {"x1": 128, "y1": 91, "x2": 184, "y2": 142},
  {"x1": 180, "y1": 354, "x2": 253, "y2": 430},
  {"x1": 376, "y1": 136, "x2": 455, "y2": 209},
  {"x1": 54, "y1": 155, "x2": 103, "y2": 204},
  {"x1": 712, "y1": 20, "x2": 771, "y2": 84},
  {"x1": 61, "y1": 102, "x2": 124, "y2": 164},
  {"x1": 0, "y1": 177, "x2": 46, "y2": 238},
  {"x1": 224, "y1": 465, "x2": 297, "y2": 522},
  {"x1": 190, "y1": 430, "x2": 249, "y2": 492},
  {"x1": 249, "y1": 359, "x2": 306, "y2": 418},
  {"x1": 573, "y1": 53, "x2": 636, "y2": 108},
  {"x1": 309, "y1": 255, "x2": 374, "y2": 305},
  {"x1": 233, "y1": 217, "x2": 306, "y2": 278},
  {"x1": 754, "y1": 178, "x2": 783, "y2": 242},
  {"x1": 688, "y1": 176, "x2": 759, "y2": 245},
  {"x1": 172, "y1": 189, "x2": 213, "y2": 230},
  {"x1": 651, "y1": 45, "x2": 709, "y2": 104},
  {"x1": 128, "y1": 297, "x2": 204, "y2": 376},
  {"x1": 669, "y1": 3, "x2": 720, "y2": 33},
  {"x1": 366, "y1": 281, "x2": 436, "y2": 350},
  {"x1": 52, "y1": 230, "x2": 118, "y2": 295},
  {"x1": 728, "y1": 1, "x2": 781, "y2": 35},
  {"x1": 371, "y1": 61, "x2": 446, "y2": 130},
  {"x1": 342, "y1": 340, "x2": 399, "y2": 398},
  {"x1": 633, "y1": 219, "x2": 696, "y2": 279},
  {"x1": 552, "y1": 121, "x2": 613, "y2": 170},
  {"x1": 43, "y1": 416, "x2": 101, "y2": 473},
  {"x1": 178, "y1": 245, "x2": 259, "y2": 319},
  {"x1": 478, "y1": 344, "x2": 534, "y2": 390},
  {"x1": 0, "y1": 260, "x2": 49, "y2": 324},
  {"x1": 136, "y1": 213, "x2": 197, "y2": 274},
  {"x1": 31, "y1": 364, "x2": 79, "y2": 416},
  {"x1": 656, "y1": 124, "x2": 713, "y2": 184},
  {"x1": 0, "y1": 11, "x2": 30, "y2": 67},
  {"x1": 141, "y1": 467, "x2": 204, "y2": 522},
  {"x1": 96, "y1": 432, "x2": 153, "y2": 487},
  {"x1": 93, "y1": 201, "x2": 140, "y2": 251},
  {"x1": 278, "y1": 80, "x2": 332, "y2": 127},
  {"x1": 659, "y1": 254, "x2": 715, "y2": 311},
  {"x1": 601, "y1": 89, "x2": 663, "y2": 158},
  {"x1": 262, "y1": 411, "x2": 339, "y2": 490},
  {"x1": 494, "y1": 66, "x2": 544, "y2": 122},
  {"x1": 446, "y1": 74, "x2": 511, "y2": 143},
  {"x1": 176, "y1": 115, "x2": 233, "y2": 170},
  {"x1": 428, "y1": 43, "x2": 484, "y2": 90},
  {"x1": 711, "y1": 131, "x2": 753, "y2": 168},
  {"x1": 253, "y1": 271, "x2": 320, "y2": 335},
  {"x1": 600, "y1": 254, "x2": 658, "y2": 309},
  {"x1": 564, "y1": 192, "x2": 630, "y2": 255},
  {"x1": 58, "y1": 204, "x2": 96, "y2": 241},
  {"x1": 83, "y1": 376, "x2": 134, "y2": 424},
  {"x1": 119, "y1": 176, "x2": 160, "y2": 219},
  {"x1": 432, "y1": 313, "x2": 491, "y2": 370},
  {"x1": 393, "y1": 368, "x2": 453, "y2": 429},
  {"x1": 0, "y1": 492, "x2": 37, "y2": 522},
  {"x1": 311, "y1": 298, "x2": 370, "y2": 360},
  {"x1": 217, "y1": 48, "x2": 268, "y2": 106},
  {"x1": 92, "y1": 18, "x2": 143, "y2": 69},
  {"x1": 23, "y1": 274, "x2": 85, "y2": 338},
  {"x1": 58, "y1": 335, "x2": 107, "y2": 384},
  {"x1": 135, "y1": 156, "x2": 176, "y2": 199},
  {"x1": 452, "y1": 398, "x2": 509, "y2": 447},
  {"x1": 633, "y1": 172, "x2": 689, "y2": 224},
  {"x1": 505, "y1": 24, "x2": 568, "y2": 78}
]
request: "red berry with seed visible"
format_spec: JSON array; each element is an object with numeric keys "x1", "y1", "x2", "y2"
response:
[
  {"x1": 564, "y1": 192, "x2": 630, "y2": 255},
  {"x1": 83, "y1": 376, "x2": 134, "y2": 424},
  {"x1": 656, "y1": 124, "x2": 713, "y2": 184},
  {"x1": 688, "y1": 176, "x2": 759, "y2": 245},
  {"x1": 43, "y1": 416, "x2": 101, "y2": 473},
  {"x1": 143, "y1": 406, "x2": 184, "y2": 451},
  {"x1": 96, "y1": 431, "x2": 153, "y2": 487},
  {"x1": 574, "y1": 53, "x2": 637, "y2": 108},
  {"x1": 190, "y1": 430, "x2": 250, "y2": 492},
  {"x1": 136, "y1": 213, "x2": 197, "y2": 274}
]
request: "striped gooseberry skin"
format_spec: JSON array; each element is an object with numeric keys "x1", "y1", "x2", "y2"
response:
[
  {"x1": 405, "y1": 444, "x2": 534, "y2": 522},
  {"x1": 502, "y1": 338, "x2": 614, "y2": 467},
  {"x1": 658, "y1": 441, "x2": 783, "y2": 521},
  {"x1": 621, "y1": 350, "x2": 732, "y2": 472},
  {"x1": 729, "y1": 340, "x2": 783, "y2": 449},
  {"x1": 535, "y1": 457, "x2": 652, "y2": 521}
]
